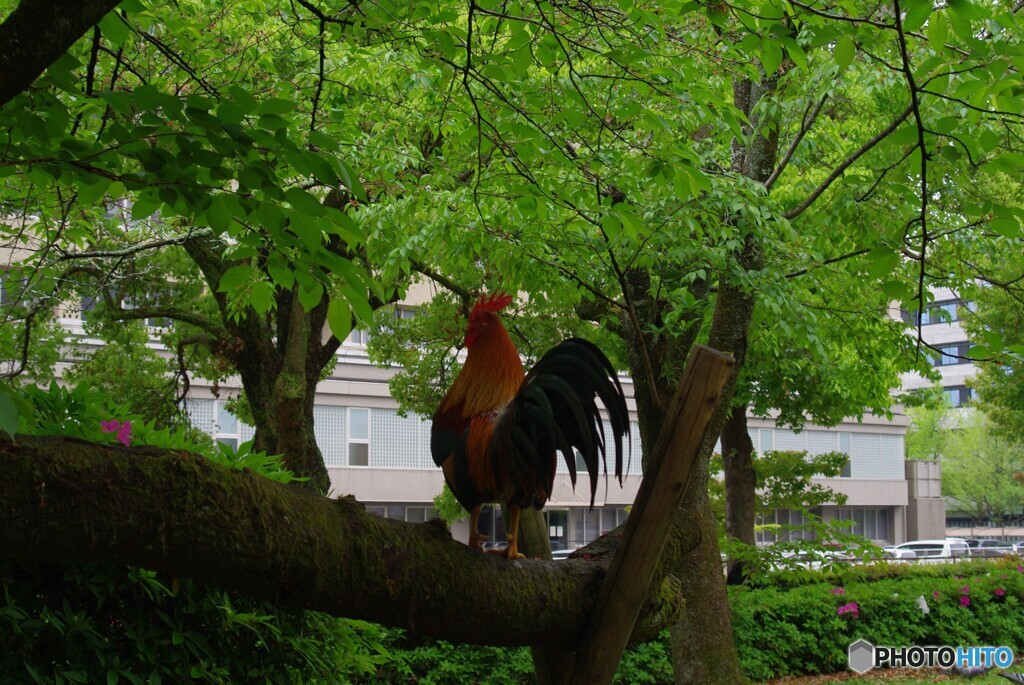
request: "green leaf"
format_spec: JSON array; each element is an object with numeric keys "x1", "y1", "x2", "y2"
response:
[
  {"x1": 902, "y1": 0, "x2": 933, "y2": 32},
  {"x1": 98, "y1": 13, "x2": 132, "y2": 47},
  {"x1": 601, "y1": 213, "x2": 621, "y2": 240},
  {"x1": 217, "y1": 264, "x2": 254, "y2": 293},
  {"x1": 257, "y1": 98, "x2": 297, "y2": 116},
  {"x1": 327, "y1": 299, "x2": 353, "y2": 341},
  {"x1": 267, "y1": 254, "x2": 295, "y2": 289},
  {"x1": 927, "y1": 11, "x2": 949, "y2": 51},
  {"x1": 249, "y1": 281, "x2": 275, "y2": 315},
  {"x1": 205, "y1": 195, "x2": 237, "y2": 233},
  {"x1": 778, "y1": 36, "x2": 807, "y2": 71},
  {"x1": 340, "y1": 284, "x2": 373, "y2": 324},
  {"x1": 130, "y1": 196, "x2": 160, "y2": 222},
  {"x1": 990, "y1": 216, "x2": 1021, "y2": 238},
  {"x1": 284, "y1": 187, "x2": 325, "y2": 216},
  {"x1": 834, "y1": 36, "x2": 856, "y2": 73},
  {"x1": 0, "y1": 388, "x2": 19, "y2": 438},
  {"x1": 77, "y1": 176, "x2": 111, "y2": 206},
  {"x1": 760, "y1": 38, "x2": 783, "y2": 76},
  {"x1": 290, "y1": 213, "x2": 323, "y2": 251},
  {"x1": 298, "y1": 280, "x2": 325, "y2": 310},
  {"x1": 866, "y1": 247, "x2": 900, "y2": 280}
]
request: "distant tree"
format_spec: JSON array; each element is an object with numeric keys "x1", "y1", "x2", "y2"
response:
[
  {"x1": 941, "y1": 411, "x2": 1024, "y2": 526},
  {"x1": 905, "y1": 384, "x2": 955, "y2": 462}
]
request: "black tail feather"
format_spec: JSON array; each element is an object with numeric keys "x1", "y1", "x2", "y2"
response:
[{"x1": 494, "y1": 337, "x2": 629, "y2": 508}]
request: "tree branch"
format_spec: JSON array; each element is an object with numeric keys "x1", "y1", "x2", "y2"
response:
[
  {"x1": 782, "y1": 101, "x2": 914, "y2": 220},
  {"x1": 0, "y1": 435, "x2": 685, "y2": 646},
  {"x1": 0, "y1": 0, "x2": 122, "y2": 108}
]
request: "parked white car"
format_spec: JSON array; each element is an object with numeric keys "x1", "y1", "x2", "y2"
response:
[{"x1": 885, "y1": 539, "x2": 971, "y2": 562}]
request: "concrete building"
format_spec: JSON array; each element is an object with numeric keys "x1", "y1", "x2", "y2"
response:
[
  {"x1": 892, "y1": 287, "x2": 1024, "y2": 542},
  {"x1": 898, "y1": 286, "x2": 978, "y2": 407}
]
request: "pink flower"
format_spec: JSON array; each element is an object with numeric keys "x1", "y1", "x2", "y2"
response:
[
  {"x1": 100, "y1": 420, "x2": 132, "y2": 447},
  {"x1": 995, "y1": 588, "x2": 1006, "y2": 598},
  {"x1": 1018, "y1": 566, "x2": 1024, "y2": 573},
  {"x1": 831, "y1": 587, "x2": 845, "y2": 595},
  {"x1": 960, "y1": 595, "x2": 971, "y2": 607},
  {"x1": 932, "y1": 590, "x2": 941, "y2": 599},
  {"x1": 961, "y1": 585, "x2": 970, "y2": 595},
  {"x1": 837, "y1": 602, "x2": 860, "y2": 619}
]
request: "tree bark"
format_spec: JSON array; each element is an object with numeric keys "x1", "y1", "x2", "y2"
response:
[
  {"x1": 722, "y1": 403, "x2": 757, "y2": 585},
  {"x1": 572, "y1": 346, "x2": 733, "y2": 685},
  {"x1": 182, "y1": 235, "x2": 332, "y2": 492},
  {"x1": 0, "y1": 434, "x2": 696, "y2": 647},
  {"x1": 0, "y1": 0, "x2": 121, "y2": 108},
  {"x1": 617, "y1": 267, "x2": 747, "y2": 684}
]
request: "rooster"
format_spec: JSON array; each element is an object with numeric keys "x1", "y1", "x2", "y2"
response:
[{"x1": 431, "y1": 293, "x2": 629, "y2": 559}]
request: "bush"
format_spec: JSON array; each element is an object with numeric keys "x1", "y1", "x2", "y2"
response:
[
  {"x1": 0, "y1": 562, "x2": 389, "y2": 684},
  {"x1": 731, "y1": 559, "x2": 1024, "y2": 681},
  {"x1": 358, "y1": 629, "x2": 673, "y2": 685}
]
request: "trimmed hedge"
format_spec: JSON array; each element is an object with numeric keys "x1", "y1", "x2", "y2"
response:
[{"x1": 732, "y1": 559, "x2": 1024, "y2": 681}]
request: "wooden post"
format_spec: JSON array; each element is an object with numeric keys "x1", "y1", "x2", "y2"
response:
[{"x1": 570, "y1": 344, "x2": 734, "y2": 685}]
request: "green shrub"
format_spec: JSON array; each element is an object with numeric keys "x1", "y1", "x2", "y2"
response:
[
  {"x1": 730, "y1": 560, "x2": 1024, "y2": 681},
  {"x1": 357, "y1": 631, "x2": 672, "y2": 685},
  {"x1": 0, "y1": 562, "x2": 389, "y2": 684}
]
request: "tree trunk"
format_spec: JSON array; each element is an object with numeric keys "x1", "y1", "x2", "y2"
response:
[
  {"x1": 617, "y1": 268, "x2": 746, "y2": 684},
  {"x1": 722, "y1": 404, "x2": 757, "y2": 585},
  {"x1": 184, "y1": 236, "x2": 333, "y2": 493}
]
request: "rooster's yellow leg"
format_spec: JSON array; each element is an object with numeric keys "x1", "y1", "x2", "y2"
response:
[
  {"x1": 497, "y1": 505, "x2": 526, "y2": 559},
  {"x1": 468, "y1": 505, "x2": 486, "y2": 550}
]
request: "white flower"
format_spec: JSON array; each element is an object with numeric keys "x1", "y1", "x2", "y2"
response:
[{"x1": 916, "y1": 595, "x2": 930, "y2": 615}]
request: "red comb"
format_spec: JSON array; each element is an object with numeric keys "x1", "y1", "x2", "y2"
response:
[{"x1": 471, "y1": 292, "x2": 513, "y2": 316}]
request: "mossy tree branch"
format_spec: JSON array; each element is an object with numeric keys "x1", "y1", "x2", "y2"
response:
[{"x1": 0, "y1": 434, "x2": 696, "y2": 646}]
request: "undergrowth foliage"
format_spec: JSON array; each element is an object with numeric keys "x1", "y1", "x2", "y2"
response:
[{"x1": 0, "y1": 381, "x2": 388, "y2": 684}]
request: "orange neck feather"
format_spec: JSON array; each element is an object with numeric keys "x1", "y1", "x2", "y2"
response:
[{"x1": 444, "y1": 313, "x2": 524, "y2": 417}]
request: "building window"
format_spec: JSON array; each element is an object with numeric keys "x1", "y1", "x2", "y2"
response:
[
  {"x1": 347, "y1": 328, "x2": 370, "y2": 345},
  {"x1": 214, "y1": 401, "x2": 241, "y2": 450},
  {"x1": 80, "y1": 294, "x2": 99, "y2": 321},
  {"x1": 835, "y1": 507, "x2": 890, "y2": 542},
  {"x1": 122, "y1": 295, "x2": 171, "y2": 329},
  {"x1": 759, "y1": 429, "x2": 774, "y2": 453},
  {"x1": 347, "y1": 407, "x2": 370, "y2": 466},
  {"x1": 932, "y1": 342, "x2": 971, "y2": 367},
  {"x1": 837, "y1": 433, "x2": 852, "y2": 477},
  {"x1": 755, "y1": 508, "x2": 819, "y2": 544},
  {"x1": 404, "y1": 505, "x2": 438, "y2": 523},
  {"x1": 903, "y1": 299, "x2": 965, "y2": 326},
  {"x1": 376, "y1": 505, "x2": 439, "y2": 522},
  {"x1": 568, "y1": 507, "x2": 627, "y2": 547},
  {"x1": 545, "y1": 509, "x2": 569, "y2": 549},
  {"x1": 944, "y1": 385, "x2": 974, "y2": 407}
]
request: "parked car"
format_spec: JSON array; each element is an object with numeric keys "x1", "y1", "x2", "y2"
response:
[
  {"x1": 881, "y1": 545, "x2": 917, "y2": 560},
  {"x1": 1013, "y1": 541, "x2": 1024, "y2": 555},
  {"x1": 551, "y1": 547, "x2": 578, "y2": 561},
  {"x1": 884, "y1": 539, "x2": 971, "y2": 562},
  {"x1": 964, "y1": 538, "x2": 1014, "y2": 557}
]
